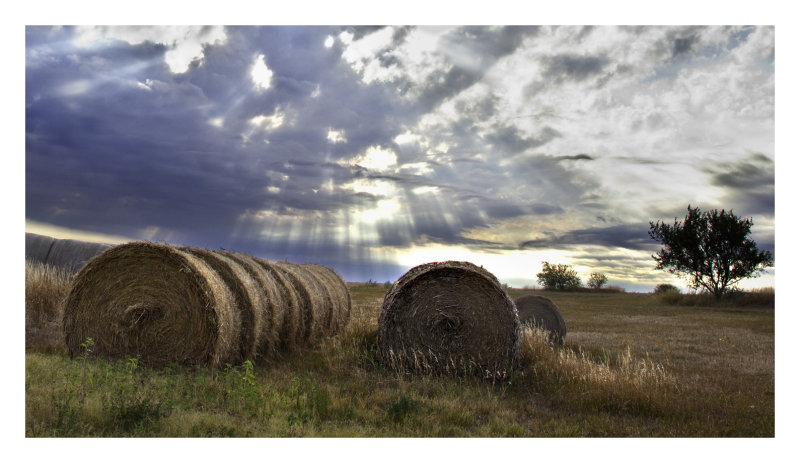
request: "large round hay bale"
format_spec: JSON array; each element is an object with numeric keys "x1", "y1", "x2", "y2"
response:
[
  {"x1": 25, "y1": 233, "x2": 56, "y2": 265},
  {"x1": 63, "y1": 242, "x2": 241, "y2": 367},
  {"x1": 45, "y1": 237, "x2": 113, "y2": 273},
  {"x1": 514, "y1": 295, "x2": 567, "y2": 345},
  {"x1": 378, "y1": 261, "x2": 521, "y2": 377}
]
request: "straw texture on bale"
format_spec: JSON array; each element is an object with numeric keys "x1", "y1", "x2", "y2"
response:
[
  {"x1": 63, "y1": 242, "x2": 351, "y2": 367},
  {"x1": 244, "y1": 258, "x2": 304, "y2": 351},
  {"x1": 178, "y1": 247, "x2": 275, "y2": 361},
  {"x1": 303, "y1": 263, "x2": 351, "y2": 337},
  {"x1": 378, "y1": 261, "x2": 521, "y2": 378},
  {"x1": 514, "y1": 295, "x2": 567, "y2": 345},
  {"x1": 25, "y1": 232, "x2": 113, "y2": 273}
]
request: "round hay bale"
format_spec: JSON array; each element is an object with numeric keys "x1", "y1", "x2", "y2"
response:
[
  {"x1": 26, "y1": 232, "x2": 57, "y2": 265},
  {"x1": 63, "y1": 242, "x2": 240, "y2": 367},
  {"x1": 302, "y1": 263, "x2": 351, "y2": 336},
  {"x1": 46, "y1": 238, "x2": 113, "y2": 273},
  {"x1": 378, "y1": 261, "x2": 521, "y2": 377},
  {"x1": 514, "y1": 295, "x2": 567, "y2": 345},
  {"x1": 215, "y1": 251, "x2": 283, "y2": 358}
]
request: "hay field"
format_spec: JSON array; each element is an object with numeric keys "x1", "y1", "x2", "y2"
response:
[{"x1": 25, "y1": 269, "x2": 774, "y2": 437}]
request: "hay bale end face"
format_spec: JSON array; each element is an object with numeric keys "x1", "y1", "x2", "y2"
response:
[
  {"x1": 514, "y1": 295, "x2": 567, "y2": 345},
  {"x1": 378, "y1": 261, "x2": 521, "y2": 377}
]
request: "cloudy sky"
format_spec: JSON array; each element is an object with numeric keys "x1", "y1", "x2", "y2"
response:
[{"x1": 24, "y1": 24, "x2": 775, "y2": 290}]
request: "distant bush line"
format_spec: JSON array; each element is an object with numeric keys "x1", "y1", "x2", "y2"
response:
[{"x1": 657, "y1": 287, "x2": 774, "y2": 309}]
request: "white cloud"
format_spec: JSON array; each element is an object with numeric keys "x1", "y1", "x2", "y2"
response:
[
  {"x1": 340, "y1": 146, "x2": 398, "y2": 171},
  {"x1": 327, "y1": 128, "x2": 347, "y2": 143},
  {"x1": 73, "y1": 26, "x2": 227, "y2": 74},
  {"x1": 338, "y1": 26, "x2": 458, "y2": 90},
  {"x1": 249, "y1": 107, "x2": 285, "y2": 131},
  {"x1": 251, "y1": 54, "x2": 274, "y2": 90}
]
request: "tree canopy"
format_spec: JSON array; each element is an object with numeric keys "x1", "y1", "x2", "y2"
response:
[
  {"x1": 648, "y1": 205, "x2": 773, "y2": 298},
  {"x1": 536, "y1": 262, "x2": 581, "y2": 290}
]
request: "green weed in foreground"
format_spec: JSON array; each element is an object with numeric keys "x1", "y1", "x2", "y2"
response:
[{"x1": 25, "y1": 283, "x2": 774, "y2": 437}]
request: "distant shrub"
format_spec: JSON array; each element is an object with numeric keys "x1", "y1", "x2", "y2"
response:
[
  {"x1": 653, "y1": 284, "x2": 680, "y2": 295},
  {"x1": 537, "y1": 262, "x2": 581, "y2": 291},
  {"x1": 656, "y1": 286, "x2": 774, "y2": 309},
  {"x1": 587, "y1": 273, "x2": 608, "y2": 289}
]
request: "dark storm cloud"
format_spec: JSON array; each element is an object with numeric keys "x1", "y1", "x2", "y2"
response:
[
  {"x1": 543, "y1": 53, "x2": 611, "y2": 82},
  {"x1": 707, "y1": 153, "x2": 774, "y2": 190},
  {"x1": 704, "y1": 152, "x2": 774, "y2": 218},
  {"x1": 555, "y1": 153, "x2": 594, "y2": 162},
  {"x1": 27, "y1": 26, "x2": 541, "y2": 280},
  {"x1": 520, "y1": 223, "x2": 653, "y2": 251},
  {"x1": 644, "y1": 26, "x2": 706, "y2": 63},
  {"x1": 483, "y1": 124, "x2": 561, "y2": 154},
  {"x1": 25, "y1": 27, "x2": 363, "y2": 250},
  {"x1": 529, "y1": 203, "x2": 564, "y2": 215},
  {"x1": 671, "y1": 34, "x2": 699, "y2": 57}
]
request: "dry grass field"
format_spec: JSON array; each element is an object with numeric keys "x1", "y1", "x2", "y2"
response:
[{"x1": 25, "y1": 261, "x2": 774, "y2": 437}]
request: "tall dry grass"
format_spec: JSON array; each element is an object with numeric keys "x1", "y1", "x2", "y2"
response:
[
  {"x1": 26, "y1": 260, "x2": 73, "y2": 353},
  {"x1": 517, "y1": 326, "x2": 677, "y2": 415}
]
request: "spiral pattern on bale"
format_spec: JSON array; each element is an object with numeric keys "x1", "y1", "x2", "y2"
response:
[
  {"x1": 378, "y1": 261, "x2": 521, "y2": 378},
  {"x1": 63, "y1": 242, "x2": 351, "y2": 367},
  {"x1": 514, "y1": 295, "x2": 567, "y2": 345}
]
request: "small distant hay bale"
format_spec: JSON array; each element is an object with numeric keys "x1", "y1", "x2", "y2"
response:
[
  {"x1": 47, "y1": 238, "x2": 113, "y2": 273},
  {"x1": 514, "y1": 295, "x2": 567, "y2": 345},
  {"x1": 25, "y1": 233, "x2": 56, "y2": 265},
  {"x1": 25, "y1": 232, "x2": 114, "y2": 273},
  {"x1": 63, "y1": 242, "x2": 240, "y2": 367},
  {"x1": 378, "y1": 261, "x2": 521, "y2": 378}
]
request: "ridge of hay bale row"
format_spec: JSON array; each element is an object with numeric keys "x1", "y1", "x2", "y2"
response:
[
  {"x1": 514, "y1": 295, "x2": 567, "y2": 345},
  {"x1": 378, "y1": 261, "x2": 521, "y2": 378},
  {"x1": 26, "y1": 232, "x2": 113, "y2": 273},
  {"x1": 63, "y1": 242, "x2": 350, "y2": 367}
]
